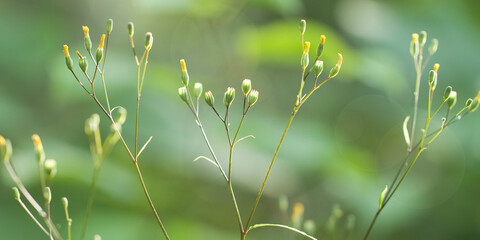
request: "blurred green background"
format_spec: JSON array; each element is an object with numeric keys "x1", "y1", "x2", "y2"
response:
[{"x1": 1, "y1": 0, "x2": 480, "y2": 239}]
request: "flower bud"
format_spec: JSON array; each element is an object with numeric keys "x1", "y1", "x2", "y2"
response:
[
  {"x1": 468, "y1": 91, "x2": 480, "y2": 112},
  {"x1": 85, "y1": 114, "x2": 100, "y2": 136},
  {"x1": 301, "y1": 42, "x2": 310, "y2": 70},
  {"x1": 145, "y1": 32, "x2": 153, "y2": 50},
  {"x1": 428, "y1": 70, "x2": 437, "y2": 90},
  {"x1": 443, "y1": 86, "x2": 452, "y2": 100},
  {"x1": 44, "y1": 159, "x2": 57, "y2": 180},
  {"x1": 329, "y1": 53, "x2": 343, "y2": 78},
  {"x1": 77, "y1": 51, "x2": 88, "y2": 73},
  {"x1": 95, "y1": 34, "x2": 105, "y2": 63},
  {"x1": 299, "y1": 19, "x2": 306, "y2": 34},
  {"x1": 242, "y1": 79, "x2": 251, "y2": 96},
  {"x1": 106, "y1": 19, "x2": 113, "y2": 34},
  {"x1": 379, "y1": 185, "x2": 388, "y2": 209},
  {"x1": 314, "y1": 60, "x2": 324, "y2": 78},
  {"x1": 82, "y1": 26, "x2": 92, "y2": 52},
  {"x1": 465, "y1": 98, "x2": 473, "y2": 107},
  {"x1": 180, "y1": 59, "x2": 189, "y2": 86},
  {"x1": 62, "y1": 197, "x2": 69, "y2": 208},
  {"x1": 12, "y1": 187, "x2": 20, "y2": 201},
  {"x1": 44, "y1": 187, "x2": 52, "y2": 204},
  {"x1": 32, "y1": 134, "x2": 45, "y2": 164},
  {"x1": 278, "y1": 195, "x2": 288, "y2": 213},
  {"x1": 248, "y1": 90, "x2": 259, "y2": 107},
  {"x1": 205, "y1": 91, "x2": 215, "y2": 107},
  {"x1": 303, "y1": 220, "x2": 316, "y2": 236},
  {"x1": 224, "y1": 87, "x2": 235, "y2": 107},
  {"x1": 63, "y1": 45, "x2": 73, "y2": 71},
  {"x1": 178, "y1": 86, "x2": 188, "y2": 103},
  {"x1": 419, "y1": 31, "x2": 427, "y2": 47},
  {"x1": 410, "y1": 33, "x2": 419, "y2": 57},
  {"x1": 429, "y1": 38, "x2": 438, "y2": 55},
  {"x1": 1, "y1": 136, "x2": 12, "y2": 164},
  {"x1": 291, "y1": 203, "x2": 304, "y2": 230},
  {"x1": 127, "y1": 22, "x2": 134, "y2": 37},
  {"x1": 317, "y1": 35, "x2": 326, "y2": 57},
  {"x1": 193, "y1": 82, "x2": 203, "y2": 99},
  {"x1": 94, "y1": 235, "x2": 102, "y2": 240}
]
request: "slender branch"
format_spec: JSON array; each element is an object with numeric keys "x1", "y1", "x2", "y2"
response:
[{"x1": 247, "y1": 223, "x2": 317, "y2": 240}]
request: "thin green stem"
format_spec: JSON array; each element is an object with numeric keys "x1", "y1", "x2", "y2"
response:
[
  {"x1": 100, "y1": 33, "x2": 112, "y2": 112},
  {"x1": 16, "y1": 199, "x2": 49, "y2": 237},
  {"x1": 408, "y1": 52, "x2": 423, "y2": 153},
  {"x1": 80, "y1": 165, "x2": 101, "y2": 240}
]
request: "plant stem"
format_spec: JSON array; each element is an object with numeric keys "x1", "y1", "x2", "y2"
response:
[
  {"x1": 246, "y1": 223, "x2": 318, "y2": 240},
  {"x1": 80, "y1": 165, "x2": 101, "y2": 240}
]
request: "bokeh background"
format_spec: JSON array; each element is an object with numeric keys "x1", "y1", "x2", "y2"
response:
[{"x1": 1, "y1": 0, "x2": 480, "y2": 239}]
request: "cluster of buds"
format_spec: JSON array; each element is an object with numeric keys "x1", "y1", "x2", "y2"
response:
[{"x1": 410, "y1": 30, "x2": 438, "y2": 58}]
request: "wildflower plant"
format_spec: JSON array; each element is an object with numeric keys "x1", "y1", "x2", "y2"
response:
[
  {"x1": 177, "y1": 19, "x2": 342, "y2": 239},
  {"x1": 363, "y1": 31, "x2": 479, "y2": 239}
]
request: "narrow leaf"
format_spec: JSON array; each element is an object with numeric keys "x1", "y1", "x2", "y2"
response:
[
  {"x1": 193, "y1": 156, "x2": 218, "y2": 168},
  {"x1": 403, "y1": 116, "x2": 411, "y2": 147}
]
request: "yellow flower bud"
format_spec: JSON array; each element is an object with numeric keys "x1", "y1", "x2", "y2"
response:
[{"x1": 180, "y1": 59, "x2": 189, "y2": 86}]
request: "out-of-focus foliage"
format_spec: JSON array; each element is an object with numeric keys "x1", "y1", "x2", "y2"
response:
[{"x1": 1, "y1": 0, "x2": 479, "y2": 239}]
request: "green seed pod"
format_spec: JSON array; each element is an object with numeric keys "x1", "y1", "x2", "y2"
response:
[
  {"x1": 314, "y1": 60, "x2": 324, "y2": 78},
  {"x1": 329, "y1": 53, "x2": 343, "y2": 78},
  {"x1": 301, "y1": 42, "x2": 310, "y2": 70},
  {"x1": 44, "y1": 159, "x2": 57, "y2": 180},
  {"x1": 106, "y1": 19, "x2": 113, "y2": 34},
  {"x1": 62, "y1": 197, "x2": 69, "y2": 208},
  {"x1": 205, "y1": 91, "x2": 215, "y2": 107},
  {"x1": 224, "y1": 87, "x2": 235, "y2": 107},
  {"x1": 465, "y1": 98, "x2": 473, "y2": 107},
  {"x1": 248, "y1": 90, "x2": 259, "y2": 107},
  {"x1": 410, "y1": 33, "x2": 419, "y2": 57},
  {"x1": 303, "y1": 220, "x2": 316, "y2": 236},
  {"x1": 82, "y1": 26, "x2": 92, "y2": 53},
  {"x1": 278, "y1": 195, "x2": 288, "y2": 213},
  {"x1": 419, "y1": 31, "x2": 427, "y2": 47},
  {"x1": 299, "y1": 19, "x2": 306, "y2": 34},
  {"x1": 443, "y1": 86, "x2": 452, "y2": 100},
  {"x1": 79, "y1": 56, "x2": 88, "y2": 73},
  {"x1": 145, "y1": 32, "x2": 153, "y2": 50},
  {"x1": 317, "y1": 35, "x2": 326, "y2": 57},
  {"x1": 193, "y1": 82, "x2": 203, "y2": 99},
  {"x1": 44, "y1": 187, "x2": 52, "y2": 204},
  {"x1": 180, "y1": 59, "x2": 189, "y2": 86},
  {"x1": 12, "y1": 187, "x2": 20, "y2": 201},
  {"x1": 32, "y1": 134, "x2": 45, "y2": 164},
  {"x1": 242, "y1": 79, "x2": 252, "y2": 96},
  {"x1": 178, "y1": 86, "x2": 188, "y2": 103},
  {"x1": 127, "y1": 22, "x2": 134, "y2": 37},
  {"x1": 429, "y1": 38, "x2": 438, "y2": 55}
]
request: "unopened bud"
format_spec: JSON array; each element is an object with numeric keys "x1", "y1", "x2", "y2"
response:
[
  {"x1": 77, "y1": 51, "x2": 88, "y2": 73},
  {"x1": 303, "y1": 220, "x2": 316, "y2": 236},
  {"x1": 44, "y1": 187, "x2": 52, "y2": 204},
  {"x1": 468, "y1": 91, "x2": 480, "y2": 112},
  {"x1": 429, "y1": 38, "x2": 438, "y2": 55},
  {"x1": 12, "y1": 187, "x2": 20, "y2": 201},
  {"x1": 127, "y1": 22, "x2": 134, "y2": 37},
  {"x1": 193, "y1": 82, "x2": 203, "y2": 99},
  {"x1": 248, "y1": 90, "x2": 259, "y2": 107},
  {"x1": 32, "y1": 134, "x2": 45, "y2": 164},
  {"x1": 82, "y1": 26, "x2": 92, "y2": 52},
  {"x1": 224, "y1": 87, "x2": 235, "y2": 107},
  {"x1": 63, "y1": 45, "x2": 73, "y2": 71},
  {"x1": 419, "y1": 31, "x2": 427, "y2": 47},
  {"x1": 94, "y1": 235, "x2": 102, "y2": 240},
  {"x1": 205, "y1": 91, "x2": 215, "y2": 107},
  {"x1": 291, "y1": 203, "x2": 304, "y2": 230},
  {"x1": 178, "y1": 86, "x2": 188, "y2": 103},
  {"x1": 299, "y1": 19, "x2": 306, "y2": 34},
  {"x1": 314, "y1": 60, "x2": 324, "y2": 78},
  {"x1": 44, "y1": 159, "x2": 57, "y2": 180},
  {"x1": 242, "y1": 79, "x2": 251, "y2": 95},
  {"x1": 95, "y1": 34, "x2": 105, "y2": 63},
  {"x1": 428, "y1": 70, "x2": 437, "y2": 90},
  {"x1": 443, "y1": 86, "x2": 452, "y2": 100},
  {"x1": 1, "y1": 137, "x2": 12, "y2": 164},
  {"x1": 180, "y1": 59, "x2": 189, "y2": 86},
  {"x1": 106, "y1": 19, "x2": 113, "y2": 34},
  {"x1": 379, "y1": 185, "x2": 388, "y2": 209},
  {"x1": 62, "y1": 197, "x2": 69, "y2": 208},
  {"x1": 317, "y1": 35, "x2": 326, "y2": 57},
  {"x1": 301, "y1": 42, "x2": 310, "y2": 69},
  {"x1": 410, "y1": 33, "x2": 419, "y2": 57},
  {"x1": 465, "y1": 98, "x2": 473, "y2": 108},
  {"x1": 329, "y1": 53, "x2": 343, "y2": 78},
  {"x1": 446, "y1": 92, "x2": 457, "y2": 110},
  {"x1": 145, "y1": 32, "x2": 153, "y2": 50}
]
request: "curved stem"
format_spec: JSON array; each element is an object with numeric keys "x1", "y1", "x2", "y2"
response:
[{"x1": 247, "y1": 223, "x2": 317, "y2": 240}]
